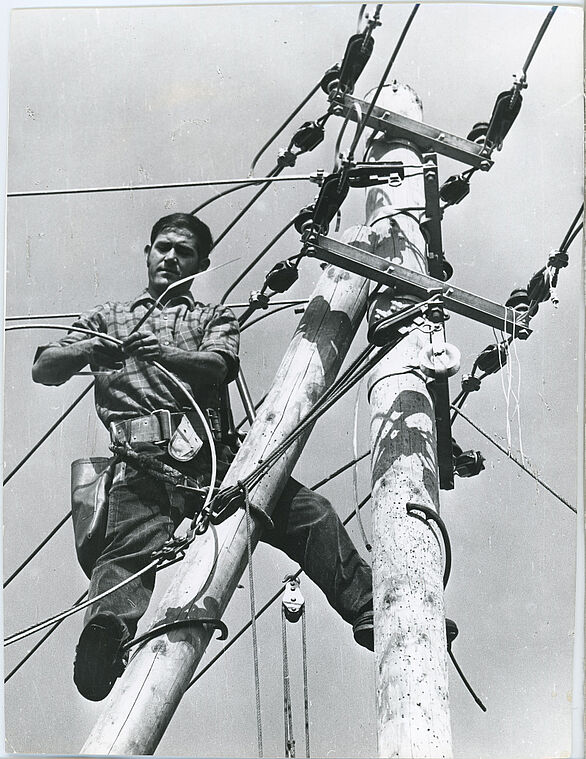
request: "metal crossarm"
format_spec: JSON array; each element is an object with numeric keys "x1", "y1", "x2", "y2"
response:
[
  {"x1": 330, "y1": 93, "x2": 494, "y2": 170},
  {"x1": 307, "y1": 234, "x2": 532, "y2": 338}
]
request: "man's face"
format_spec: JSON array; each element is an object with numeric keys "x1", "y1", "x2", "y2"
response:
[{"x1": 145, "y1": 225, "x2": 208, "y2": 298}]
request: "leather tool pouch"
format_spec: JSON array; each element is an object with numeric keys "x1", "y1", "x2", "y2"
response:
[{"x1": 71, "y1": 457, "x2": 116, "y2": 579}]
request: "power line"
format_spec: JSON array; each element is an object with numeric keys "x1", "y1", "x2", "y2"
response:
[
  {"x1": 451, "y1": 405, "x2": 576, "y2": 514},
  {"x1": 7, "y1": 173, "x2": 313, "y2": 200}
]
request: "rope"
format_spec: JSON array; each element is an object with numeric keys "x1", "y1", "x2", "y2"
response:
[
  {"x1": 451, "y1": 405, "x2": 576, "y2": 514},
  {"x1": 3, "y1": 511, "x2": 72, "y2": 588},
  {"x1": 8, "y1": 172, "x2": 313, "y2": 199},
  {"x1": 190, "y1": 181, "x2": 261, "y2": 216},
  {"x1": 185, "y1": 495, "x2": 372, "y2": 693},
  {"x1": 347, "y1": 3, "x2": 420, "y2": 161},
  {"x1": 282, "y1": 607, "x2": 295, "y2": 758},
  {"x1": 301, "y1": 609, "x2": 311, "y2": 757},
  {"x1": 559, "y1": 203, "x2": 583, "y2": 252},
  {"x1": 242, "y1": 482, "x2": 264, "y2": 757}
]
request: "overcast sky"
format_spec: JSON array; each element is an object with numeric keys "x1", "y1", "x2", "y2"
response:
[{"x1": 2, "y1": 2, "x2": 583, "y2": 757}]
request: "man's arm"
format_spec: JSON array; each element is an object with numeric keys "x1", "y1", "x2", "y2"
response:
[
  {"x1": 32, "y1": 337, "x2": 123, "y2": 386},
  {"x1": 122, "y1": 331, "x2": 228, "y2": 387}
]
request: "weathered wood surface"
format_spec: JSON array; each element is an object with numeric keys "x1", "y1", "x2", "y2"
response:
[{"x1": 367, "y1": 83, "x2": 453, "y2": 758}]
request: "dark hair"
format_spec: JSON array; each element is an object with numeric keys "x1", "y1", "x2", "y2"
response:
[{"x1": 149, "y1": 213, "x2": 214, "y2": 259}]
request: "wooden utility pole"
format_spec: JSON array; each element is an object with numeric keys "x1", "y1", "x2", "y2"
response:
[
  {"x1": 81, "y1": 226, "x2": 372, "y2": 755},
  {"x1": 366, "y1": 83, "x2": 453, "y2": 757}
]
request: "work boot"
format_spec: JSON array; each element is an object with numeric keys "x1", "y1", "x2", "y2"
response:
[
  {"x1": 73, "y1": 612, "x2": 129, "y2": 701},
  {"x1": 352, "y1": 606, "x2": 374, "y2": 651}
]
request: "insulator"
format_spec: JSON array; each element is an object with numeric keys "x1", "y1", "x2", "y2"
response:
[
  {"x1": 440, "y1": 258, "x2": 454, "y2": 282},
  {"x1": 484, "y1": 87, "x2": 523, "y2": 151},
  {"x1": 439, "y1": 174, "x2": 471, "y2": 205},
  {"x1": 320, "y1": 64, "x2": 340, "y2": 94},
  {"x1": 506, "y1": 287, "x2": 530, "y2": 313},
  {"x1": 291, "y1": 121, "x2": 325, "y2": 153},
  {"x1": 264, "y1": 260, "x2": 299, "y2": 293},
  {"x1": 466, "y1": 122, "x2": 489, "y2": 145},
  {"x1": 454, "y1": 449, "x2": 485, "y2": 478},
  {"x1": 419, "y1": 342, "x2": 461, "y2": 378},
  {"x1": 293, "y1": 205, "x2": 315, "y2": 234},
  {"x1": 475, "y1": 343, "x2": 508, "y2": 375},
  {"x1": 527, "y1": 269, "x2": 550, "y2": 304},
  {"x1": 312, "y1": 172, "x2": 349, "y2": 234},
  {"x1": 337, "y1": 32, "x2": 374, "y2": 95},
  {"x1": 461, "y1": 374, "x2": 482, "y2": 393}
]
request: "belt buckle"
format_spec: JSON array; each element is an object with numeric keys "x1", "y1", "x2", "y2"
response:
[{"x1": 152, "y1": 409, "x2": 172, "y2": 444}]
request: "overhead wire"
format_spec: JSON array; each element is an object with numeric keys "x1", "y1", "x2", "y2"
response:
[
  {"x1": 521, "y1": 5, "x2": 558, "y2": 79},
  {"x1": 3, "y1": 510, "x2": 72, "y2": 588},
  {"x1": 4, "y1": 591, "x2": 88, "y2": 683},
  {"x1": 249, "y1": 80, "x2": 323, "y2": 176},
  {"x1": 8, "y1": 172, "x2": 313, "y2": 200},
  {"x1": 451, "y1": 405, "x2": 576, "y2": 514}
]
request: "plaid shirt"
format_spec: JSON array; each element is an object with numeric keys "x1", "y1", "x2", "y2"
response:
[{"x1": 37, "y1": 289, "x2": 240, "y2": 427}]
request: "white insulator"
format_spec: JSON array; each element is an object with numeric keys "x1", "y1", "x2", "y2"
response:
[{"x1": 418, "y1": 342, "x2": 461, "y2": 378}]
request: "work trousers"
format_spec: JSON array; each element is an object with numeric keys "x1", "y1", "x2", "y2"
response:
[{"x1": 85, "y1": 453, "x2": 373, "y2": 641}]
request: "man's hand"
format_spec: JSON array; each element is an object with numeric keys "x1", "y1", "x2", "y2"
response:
[
  {"x1": 122, "y1": 331, "x2": 163, "y2": 362},
  {"x1": 89, "y1": 336, "x2": 125, "y2": 369}
]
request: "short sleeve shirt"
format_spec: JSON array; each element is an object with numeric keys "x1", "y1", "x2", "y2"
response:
[{"x1": 36, "y1": 289, "x2": 240, "y2": 427}]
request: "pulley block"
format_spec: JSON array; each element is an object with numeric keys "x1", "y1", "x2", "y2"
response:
[
  {"x1": 282, "y1": 576, "x2": 304, "y2": 623},
  {"x1": 264, "y1": 260, "x2": 299, "y2": 293},
  {"x1": 439, "y1": 174, "x2": 471, "y2": 206}
]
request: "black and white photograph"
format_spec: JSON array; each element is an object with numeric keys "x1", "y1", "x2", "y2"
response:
[{"x1": 2, "y1": 2, "x2": 583, "y2": 757}]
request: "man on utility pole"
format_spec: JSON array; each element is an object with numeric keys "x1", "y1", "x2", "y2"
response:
[{"x1": 32, "y1": 212, "x2": 374, "y2": 702}]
